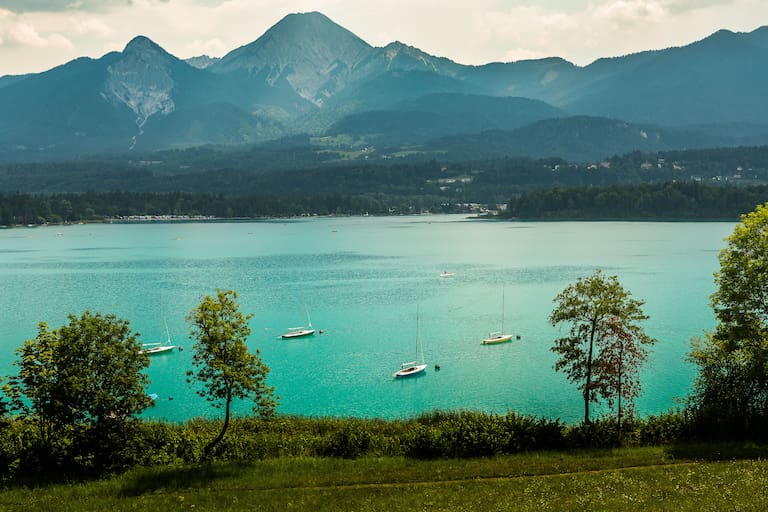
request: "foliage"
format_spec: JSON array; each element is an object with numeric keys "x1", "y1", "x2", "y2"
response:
[
  {"x1": 187, "y1": 289, "x2": 277, "y2": 457},
  {"x1": 507, "y1": 182, "x2": 768, "y2": 220},
  {"x1": 687, "y1": 204, "x2": 768, "y2": 438},
  {"x1": 3, "y1": 312, "x2": 151, "y2": 475},
  {"x1": 4, "y1": 144, "x2": 768, "y2": 225},
  {"x1": 403, "y1": 411, "x2": 565, "y2": 459},
  {"x1": 597, "y1": 315, "x2": 656, "y2": 429},
  {"x1": 0, "y1": 377, "x2": 8, "y2": 419},
  {"x1": 550, "y1": 270, "x2": 655, "y2": 424},
  {"x1": 711, "y1": 202, "x2": 768, "y2": 344},
  {"x1": 5, "y1": 323, "x2": 60, "y2": 448},
  {"x1": 0, "y1": 409, "x2": 701, "y2": 481},
  {"x1": 6, "y1": 312, "x2": 150, "y2": 444}
]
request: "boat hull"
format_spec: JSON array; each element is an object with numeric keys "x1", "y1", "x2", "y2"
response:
[
  {"x1": 393, "y1": 363, "x2": 427, "y2": 378},
  {"x1": 141, "y1": 344, "x2": 176, "y2": 355},
  {"x1": 482, "y1": 334, "x2": 513, "y2": 345},
  {"x1": 280, "y1": 328, "x2": 316, "y2": 339}
]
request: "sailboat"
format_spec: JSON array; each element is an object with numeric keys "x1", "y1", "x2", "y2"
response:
[
  {"x1": 394, "y1": 306, "x2": 427, "y2": 378},
  {"x1": 482, "y1": 288, "x2": 514, "y2": 345},
  {"x1": 140, "y1": 319, "x2": 177, "y2": 355},
  {"x1": 280, "y1": 292, "x2": 316, "y2": 339}
]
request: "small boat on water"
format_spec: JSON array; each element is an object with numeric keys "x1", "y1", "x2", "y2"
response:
[
  {"x1": 394, "y1": 360, "x2": 428, "y2": 378},
  {"x1": 140, "y1": 342, "x2": 176, "y2": 355},
  {"x1": 280, "y1": 326, "x2": 316, "y2": 339},
  {"x1": 482, "y1": 287, "x2": 515, "y2": 345},
  {"x1": 140, "y1": 317, "x2": 177, "y2": 355},
  {"x1": 439, "y1": 270, "x2": 455, "y2": 278},
  {"x1": 482, "y1": 332, "x2": 514, "y2": 345},
  {"x1": 394, "y1": 306, "x2": 427, "y2": 378},
  {"x1": 281, "y1": 291, "x2": 316, "y2": 339}
]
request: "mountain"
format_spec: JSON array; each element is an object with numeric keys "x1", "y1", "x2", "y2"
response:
[
  {"x1": 0, "y1": 12, "x2": 767, "y2": 162},
  {"x1": 0, "y1": 74, "x2": 30, "y2": 89},
  {"x1": 426, "y1": 116, "x2": 694, "y2": 162},
  {"x1": 210, "y1": 12, "x2": 373, "y2": 107},
  {"x1": 564, "y1": 28, "x2": 768, "y2": 125},
  {"x1": 460, "y1": 58, "x2": 579, "y2": 105},
  {"x1": 0, "y1": 36, "x2": 290, "y2": 159},
  {"x1": 327, "y1": 93, "x2": 565, "y2": 145},
  {"x1": 185, "y1": 55, "x2": 221, "y2": 69}
]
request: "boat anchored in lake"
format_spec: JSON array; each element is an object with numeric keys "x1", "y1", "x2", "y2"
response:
[
  {"x1": 482, "y1": 287, "x2": 517, "y2": 345},
  {"x1": 394, "y1": 306, "x2": 427, "y2": 378},
  {"x1": 281, "y1": 291, "x2": 316, "y2": 339},
  {"x1": 141, "y1": 299, "x2": 178, "y2": 355}
]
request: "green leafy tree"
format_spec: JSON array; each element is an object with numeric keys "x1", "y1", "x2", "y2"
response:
[
  {"x1": 5, "y1": 323, "x2": 59, "y2": 446},
  {"x1": 550, "y1": 269, "x2": 652, "y2": 424},
  {"x1": 689, "y1": 202, "x2": 768, "y2": 434},
  {"x1": 6, "y1": 312, "x2": 151, "y2": 452},
  {"x1": 187, "y1": 290, "x2": 277, "y2": 458},
  {"x1": 0, "y1": 376, "x2": 9, "y2": 419}
]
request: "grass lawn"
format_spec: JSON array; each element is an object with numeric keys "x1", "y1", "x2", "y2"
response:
[{"x1": 2, "y1": 445, "x2": 768, "y2": 511}]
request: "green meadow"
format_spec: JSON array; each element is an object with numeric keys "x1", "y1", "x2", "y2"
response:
[{"x1": 3, "y1": 445, "x2": 768, "y2": 511}]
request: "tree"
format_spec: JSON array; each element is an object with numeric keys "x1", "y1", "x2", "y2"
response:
[
  {"x1": 0, "y1": 377, "x2": 9, "y2": 420},
  {"x1": 596, "y1": 315, "x2": 655, "y2": 430},
  {"x1": 5, "y1": 323, "x2": 59, "y2": 447},
  {"x1": 6, "y1": 312, "x2": 151, "y2": 451},
  {"x1": 187, "y1": 289, "x2": 277, "y2": 458},
  {"x1": 549, "y1": 269, "x2": 653, "y2": 424},
  {"x1": 689, "y1": 202, "x2": 768, "y2": 434}
]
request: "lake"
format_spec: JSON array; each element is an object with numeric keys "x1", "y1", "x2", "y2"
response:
[{"x1": 0, "y1": 216, "x2": 734, "y2": 423}]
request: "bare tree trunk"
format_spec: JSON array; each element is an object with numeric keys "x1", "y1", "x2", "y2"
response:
[
  {"x1": 617, "y1": 352, "x2": 623, "y2": 435},
  {"x1": 204, "y1": 393, "x2": 232, "y2": 459},
  {"x1": 584, "y1": 321, "x2": 597, "y2": 424}
]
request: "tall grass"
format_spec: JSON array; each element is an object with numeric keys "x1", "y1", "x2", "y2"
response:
[{"x1": 0, "y1": 409, "x2": 700, "y2": 483}]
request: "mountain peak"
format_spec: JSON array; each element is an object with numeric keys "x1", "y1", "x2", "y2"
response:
[
  {"x1": 275, "y1": 11, "x2": 334, "y2": 26},
  {"x1": 123, "y1": 36, "x2": 167, "y2": 56},
  {"x1": 212, "y1": 11, "x2": 372, "y2": 105},
  {"x1": 105, "y1": 35, "x2": 178, "y2": 140},
  {"x1": 250, "y1": 11, "x2": 369, "y2": 52}
]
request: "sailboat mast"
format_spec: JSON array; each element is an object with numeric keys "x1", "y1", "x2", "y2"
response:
[
  {"x1": 501, "y1": 287, "x2": 505, "y2": 333},
  {"x1": 301, "y1": 289, "x2": 311, "y2": 327},
  {"x1": 416, "y1": 304, "x2": 422, "y2": 363}
]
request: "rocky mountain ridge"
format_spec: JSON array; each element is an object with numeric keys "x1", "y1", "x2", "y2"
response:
[{"x1": 0, "y1": 11, "x2": 766, "y2": 161}]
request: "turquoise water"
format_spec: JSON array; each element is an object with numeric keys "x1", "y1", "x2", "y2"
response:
[{"x1": 0, "y1": 216, "x2": 734, "y2": 423}]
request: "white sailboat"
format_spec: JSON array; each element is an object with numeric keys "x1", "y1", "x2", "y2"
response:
[
  {"x1": 141, "y1": 296, "x2": 177, "y2": 355},
  {"x1": 482, "y1": 288, "x2": 514, "y2": 345},
  {"x1": 394, "y1": 306, "x2": 427, "y2": 378},
  {"x1": 281, "y1": 292, "x2": 316, "y2": 339},
  {"x1": 141, "y1": 319, "x2": 177, "y2": 355}
]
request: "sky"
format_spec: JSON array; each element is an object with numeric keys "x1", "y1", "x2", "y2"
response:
[{"x1": 0, "y1": 0, "x2": 766, "y2": 76}]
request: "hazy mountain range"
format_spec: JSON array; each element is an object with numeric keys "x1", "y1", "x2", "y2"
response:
[{"x1": 0, "y1": 11, "x2": 766, "y2": 162}]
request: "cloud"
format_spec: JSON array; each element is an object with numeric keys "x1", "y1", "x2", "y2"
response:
[
  {"x1": 4, "y1": 20, "x2": 73, "y2": 48},
  {"x1": 186, "y1": 37, "x2": 227, "y2": 57},
  {"x1": 586, "y1": 0, "x2": 739, "y2": 28},
  {"x1": 590, "y1": 1, "x2": 668, "y2": 29},
  {"x1": 0, "y1": 0, "x2": 144, "y2": 13},
  {"x1": 474, "y1": 6, "x2": 584, "y2": 63},
  {"x1": 68, "y1": 16, "x2": 113, "y2": 36},
  {"x1": 0, "y1": 0, "x2": 765, "y2": 76},
  {"x1": 662, "y1": 0, "x2": 736, "y2": 14}
]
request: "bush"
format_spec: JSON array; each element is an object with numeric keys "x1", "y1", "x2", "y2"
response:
[
  {"x1": 0, "y1": 408, "x2": 740, "y2": 482},
  {"x1": 633, "y1": 410, "x2": 691, "y2": 445},
  {"x1": 404, "y1": 411, "x2": 565, "y2": 458},
  {"x1": 319, "y1": 426, "x2": 372, "y2": 458}
]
